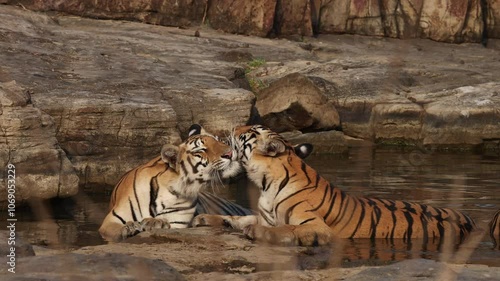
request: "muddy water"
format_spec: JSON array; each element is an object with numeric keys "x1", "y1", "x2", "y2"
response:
[{"x1": 5, "y1": 147, "x2": 500, "y2": 266}]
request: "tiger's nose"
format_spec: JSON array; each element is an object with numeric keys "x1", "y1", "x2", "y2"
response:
[{"x1": 221, "y1": 150, "x2": 232, "y2": 159}]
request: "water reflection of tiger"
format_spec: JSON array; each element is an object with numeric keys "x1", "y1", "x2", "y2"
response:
[
  {"x1": 194, "y1": 125, "x2": 477, "y2": 247},
  {"x1": 99, "y1": 125, "x2": 243, "y2": 242},
  {"x1": 490, "y1": 209, "x2": 500, "y2": 249}
]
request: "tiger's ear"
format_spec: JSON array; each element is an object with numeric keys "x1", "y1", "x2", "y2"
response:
[
  {"x1": 293, "y1": 143, "x2": 313, "y2": 159},
  {"x1": 258, "y1": 138, "x2": 286, "y2": 156},
  {"x1": 161, "y1": 144, "x2": 179, "y2": 169},
  {"x1": 188, "y1": 124, "x2": 204, "y2": 137}
]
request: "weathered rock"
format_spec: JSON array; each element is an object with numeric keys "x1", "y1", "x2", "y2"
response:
[
  {"x1": 68, "y1": 227, "x2": 500, "y2": 280},
  {"x1": 3, "y1": 0, "x2": 500, "y2": 42},
  {"x1": 413, "y1": 82, "x2": 500, "y2": 147},
  {"x1": 281, "y1": 130, "x2": 348, "y2": 154},
  {"x1": 254, "y1": 73, "x2": 340, "y2": 133},
  {"x1": 274, "y1": 0, "x2": 313, "y2": 37},
  {"x1": 0, "y1": 253, "x2": 184, "y2": 280},
  {"x1": 318, "y1": 0, "x2": 486, "y2": 43},
  {"x1": 245, "y1": 34, "x2": 500, "y2": 148},
  {"x1": 2, "y1": 0, "x2": 206, "y2": 27},
  {"x1": 0, "y1": 5, "x2": 256, "y2": 189},
  {"x1": 0, "y1": 231, "x2": 35, "y2": 259},
  {"x1": 0, "y1": 81, "x2": 79, "y2": 206},
  {"x1": 207, "y1": 0, "x2": 277, "y2": 37},
  {"x1": 488, "y1": 0, "x2": 500, "y2": 39}
]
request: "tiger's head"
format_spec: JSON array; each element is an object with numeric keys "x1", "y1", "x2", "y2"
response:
[
  {"x1": 231, "y1": 125, "x2": 312, "y2": 168},
  {"x1": 160, "y1": 128, "x2": 241, "y2": 199}
]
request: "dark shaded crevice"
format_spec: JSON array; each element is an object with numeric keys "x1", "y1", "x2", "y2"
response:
[
  {"x1": 268, "y1": 0, "x2": 283, "y2": 37},
  {"x1": 480, "y1": 0, "x2": 489, "y2": 46},
  {"x1": 378, "y1": 0, "x2": 389, "y2": 37},
  {"x1": 310, "y1": 0, "x2": 320, "y2": 37}
]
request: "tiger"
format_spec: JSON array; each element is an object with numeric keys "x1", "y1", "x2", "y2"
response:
[
  {"x1": 193, "y1": 125, "x2": 477, "y2": 246},
  {"x1": 489, "y1": 209, "x2": 500, "y2": 249},
  {"x1": 98, "y1": 125, "x2": 243, "y2": 242}
]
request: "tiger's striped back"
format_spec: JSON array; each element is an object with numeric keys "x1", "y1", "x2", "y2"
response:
[{"x1": 232, "y1": 125, "x2": 476, "y2": 245}]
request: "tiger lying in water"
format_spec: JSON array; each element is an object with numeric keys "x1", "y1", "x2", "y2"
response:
[
  {"x1": 193, "y1": 125, "x2": 477, "y2": 246},
  {"x1": 99, "y1": 124, "x2": 313, "y2": 242},
  {"x1": 99, "y1": 125, "x2": 244, "y2": 242}
]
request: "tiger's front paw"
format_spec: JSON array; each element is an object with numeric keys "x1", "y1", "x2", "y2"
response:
[
  {"x1": 121, "y1": 221, "x2": 142, "y2": 240},
  {"x1": 243, "y1": 224, "x2": 299, "y2": 246},
  {"x1": 141, "y1": 217, "x2": 170, "y2": 232},
  {"x1": 192, "y1": 214, "x2": 228, "y2": 227}
]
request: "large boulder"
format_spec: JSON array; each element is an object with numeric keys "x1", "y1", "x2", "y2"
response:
[
  {"x1": 243, "y1": 34, "x2": 500, "y2": 149},
  {"x1": 0, "y1": 81, "x2": 79, "y2": 206},
  {"x1": 254, "y1": 73, "x2": 340, "y2": 133},
  {"x1": 414, "y1": 82, "x2": 500, "y2": 147}
]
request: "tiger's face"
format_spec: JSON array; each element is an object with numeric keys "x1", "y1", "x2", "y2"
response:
[
  {"x1": 231, "y1": 125, "x2": 285, "y2": 166},
  {"x1": 161, "y1": 134, "x2": 241, "y2": 199}
]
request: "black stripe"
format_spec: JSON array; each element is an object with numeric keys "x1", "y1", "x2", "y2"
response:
[
  {"x1": 169, "y1": 221, "x2": 190, "y2": 225},
  {"x1": 259, "y1": 209, "x2": 274, "y2": 226},
  {"x1": 149, "y1": 176, "x2": 160, "y2": 217},
  {"x1": 132, "y1": 169, "x2": 143, "y2": 219},
  {"x1": 276, "y1": 165, "x2": 290, "y2": 195},
  {"x1": 262, "y1": 175, "x2": 269, "y2": 192},
  {"x1": 309, "y1": 183, "x2": 330, "y2": 212},
  {"x1": 274, "y1": 186, "x2": 315, "y2": 214},
  {"x1": 284, "y1": 200, "x2": 306, "y2": 224},
  {"x1": 300, "y1": 217, "x2": 316, "y2": 225},
  {"x1": 402, "y1": 201, "x2": 415, "y2": 242},
  {"x1": 156, "y1": 200, "x2": 198, "y2": 215},
  {"x1": 349, "y1": 199, "x2": 366, "y2": 238},
  {"x1": 325, "y1": 187, "x2": 343, "y2": 223},
  {"x1": 129, "y1": 199, "x2": 138, "y2": 222},
  {"x1": 112, "y1": 210, "x2": 126, "y2": 224},
  {"x1": 368, "y1": 199, "x2": 381, "y2": 239},
  {"x1": 300, "y1": 162, "x2": 311, "y2": 186},
  {"x1": 180, "y1": 160, "x2": 188, "y2": 175}
]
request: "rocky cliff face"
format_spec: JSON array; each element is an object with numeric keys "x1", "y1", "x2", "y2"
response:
[
  {"x1": 0, "y1": 81, "x2": 79, "y2": 204},
  {"x1": 1, "y1": 5, "x2": 499, "y2": 205},
  {"x1": 2, "y1": 0, "x2": 500, "y2": 43}
]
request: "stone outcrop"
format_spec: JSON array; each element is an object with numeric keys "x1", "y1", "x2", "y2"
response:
[
  {"x1": 0, "y1": 81, "x2": 79, "y2": 206},
  {"x1": 0, "y1": 253, "x2": 184, "y2": 281},
  {"x1": 245, "y1": 35, "x2": 500, "y2": 148},
  {"x1": 0, "y1": 5, "x2": 255, "y2": 192},
  {"x1": 1, "y1": 4, "x2": 500, "y2": 205},
  {"x1": 254, "y1": 73, "x2": 340, "y2": 133},
  {"x1": 318, "y1": 0, "x2": 485, "y2": 43},
  {"x1": 207, "y1": 0, "x2": 276, "y2": 37},
  {"x1": 1, "y1": 221, "x2": 499, "y2": 280},
  {"x1": 3, "y1": 0, "x2": 500, "y2": 42}
]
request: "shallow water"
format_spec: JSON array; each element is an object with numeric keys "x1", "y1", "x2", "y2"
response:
[{"x1": 4, "y1": 147, "x2": 500, "y2": 266}]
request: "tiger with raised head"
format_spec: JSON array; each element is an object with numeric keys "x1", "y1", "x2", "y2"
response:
[
  {"x1": 99, "y1": 125, "x2": 244, "y2": 242},
  {"x1": 193, "y1": 125, "x2": 477, "y2": 246}
]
